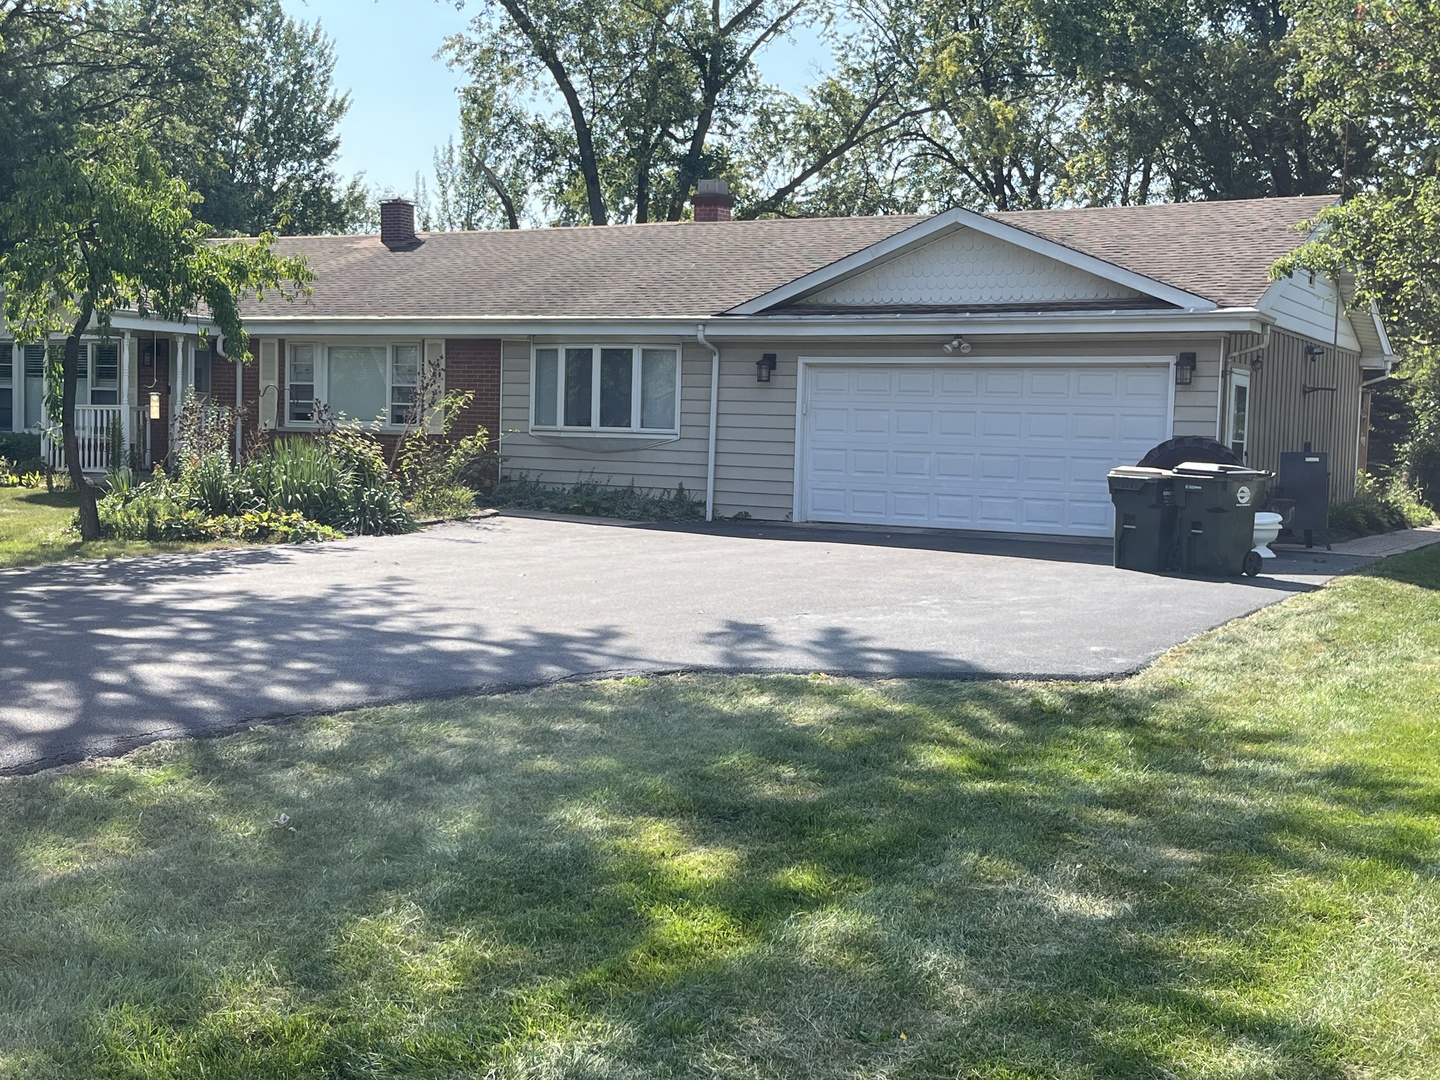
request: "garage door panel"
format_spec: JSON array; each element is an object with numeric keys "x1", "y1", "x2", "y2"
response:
[
  {"x1": 985, "y1": 372, "x2": 1024, "y2": 395},
  {"x1": 1026, "y1": 411, "x2": 1070, "y2": 439},
  {"x1": 1030, "y1": 371, "x2": 1071, "y2": 396},
  {"x1": 1022, "y1": 498, "x2": 1065, "y2": 527},
  {"x1": 893, "y1": 451, "x2": 933, "y2": 478},
  {"x1": 938, "y1": 411, "x2": 977, "y2": 436},
  {"x1": 897, "y1": 371, "x2": 934, "y2": 394},
  {"x1": 849, "y1": 489, "x2": 888, "y2": 517},
  {"x1": 892, "y1": 492, "x2": 932, "y2": 519},
  {"x1": 982, "y1": 412, "x2": 1022, "y2": 438},
  {"x1": 1077, "y1": 371, "x2": 1119, "y2": 396},
  {"x1": 936, "y1": 453, "x2": 975, "y2": 479},
  {"x1": 939, "y1": 371, "x2": 979, "y2": 395},
  {"x1": 855, "y1": 371, "x2": 890, "y2": 394},
  {"x1": 895, "y1": 410, "x2": 933, "y2": 435},
  {"x1": 802, "y1": 362, "x2": 1170, "y2": 537},
  {"x1": 1023, "y1": 455, "x2": 1067, "y2": 483},
  {"x1": 850, "y1": 449, "x2": 888, "y2": 476}
]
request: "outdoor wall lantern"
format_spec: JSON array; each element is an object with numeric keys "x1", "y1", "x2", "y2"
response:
[
  {"x1": 1251, "y1": 358, "x2": 1264, "y2": 374},
  {"x1": 1304, "y1": 344, "x2": 1326, "y2": 361},
  {"x1": 756, "y1": 353, "x2": 777, "y2": 382},
  {"x1": 148, "y1": 392, "x2": 162, "y2": 420},
  {"x1": 1175, "y1": 351, "x2": 1197, "y2": 386}
]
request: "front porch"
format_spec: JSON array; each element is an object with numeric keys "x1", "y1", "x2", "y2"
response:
[{"x1": 41, "y1": 405, "x2": 151, "y2": 474}]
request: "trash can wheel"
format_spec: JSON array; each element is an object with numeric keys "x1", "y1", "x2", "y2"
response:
[{"x1": 1242, "y1": 550, "x2": 1263, "y2": 577}]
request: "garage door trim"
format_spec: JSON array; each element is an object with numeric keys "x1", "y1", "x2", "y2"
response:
[{"x1": 791, "y1": 354, "x2": 1178, "y2": 530}]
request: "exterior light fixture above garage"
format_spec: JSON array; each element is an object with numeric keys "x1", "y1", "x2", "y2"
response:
[{"x1": 1175, "y1": 351, "x2": 1197, "y2": 385}]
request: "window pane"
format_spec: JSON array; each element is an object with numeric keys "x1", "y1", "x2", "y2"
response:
[
  {"x1": 94, "y1": 343, "x2": 118, "y2": 385},
  {"x1": 640, "y1": 349, "x2": 678, "y2": 430},
  {"x1": 194, "y1": 354, "x2": 212, "y2": 397},
  {"x1": 599, "y1": 347, "x2": 633, "y2": 428},
  {"x1": 24, "y1": 345, "x2": 44, "y2": 429},
  {"x1": 0, "y1": 350, "x2": 11, "y2": 381},
  {"x1": 329, "y1": 345, "x2": 388, "y2": 422},
  {"x1": 534, "y1": 348, "x2": 558, "y2": 426},
  {"x1": 564, "y1": 347, "x2": 592, "y2": 427},
  {"x1": 288, "y1": 344, "x2": 316, "y2": 422},
  {"x1": 391, "y1": 344, "x2": 420, "y2": 424},
  {"x1": 89, "y1": 389, "x2": 118, "y2": 405},
  {"x1": 0, "y1": 389, "x2": 11, "y2": 431}
]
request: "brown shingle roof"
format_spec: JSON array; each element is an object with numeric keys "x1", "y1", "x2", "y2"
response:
[
  {"x1": 250, "y1": 216, "x2": 925, "y2": 320},
  {"x1": 991, "y1": 194, "x2": 1338, "y2": 309},
  {"x1": 242, "y1": 195, "x2": 1335, "y2": 321}
]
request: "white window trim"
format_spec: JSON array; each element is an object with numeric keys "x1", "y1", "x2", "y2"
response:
[
  {"x1": 529, "y1": 342, "x2": 682, "y2": 436},
  {"x1": 1228, "y1": 367, "x2": 1252, "y2": 465},
  {"x1": 282, "y1": 340, "x2": 423, "y2": 431}
]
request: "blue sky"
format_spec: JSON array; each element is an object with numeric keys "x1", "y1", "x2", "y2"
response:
[{"x1": 280, "y1": 0, "x2": 835, "y2": 195}]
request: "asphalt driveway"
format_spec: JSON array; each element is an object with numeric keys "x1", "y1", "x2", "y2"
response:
[{"x1": 0, "y1": 514, "x2": 1362, "y2": 773}]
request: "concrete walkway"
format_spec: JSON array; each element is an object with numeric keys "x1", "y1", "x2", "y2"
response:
[
  {"x1": 0, "y1": 515, "x2": 1364, "y2": 774},
  {"x1": 1325, "y1": 523, "x2": 1440, "y2": 559}
]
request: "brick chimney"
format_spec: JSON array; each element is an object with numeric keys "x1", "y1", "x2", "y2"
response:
[
  {"x1": 693, "y1": 179, "x2": 734, "y2": 222},
  {"x1": 380, "y1": 197, "x2": 421, "y2": 250}
]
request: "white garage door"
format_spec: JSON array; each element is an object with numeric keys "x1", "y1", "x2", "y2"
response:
[{"x1": 801, "y1": 362, "x2": 1171, "y2": 536}]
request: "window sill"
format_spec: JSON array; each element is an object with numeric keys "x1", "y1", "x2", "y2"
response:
[{"x1": 526, "y1": 429, "x2": 681, "y2": 454}]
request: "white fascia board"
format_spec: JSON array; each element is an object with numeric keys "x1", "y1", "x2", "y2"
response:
[
  {"x1": 106, "y1": 312, "x2": 214, "y2": 335},
  {"x1": 726, "y1": 207, "x2": 1219, "y2": 315},
  {"x1": 238, "y1": 309, "x2": 1269, "y2": 340},
  {"x1": 2, "y1": 314, "x2": 212, "y2": 339},
  {"x1": 1368, "y1": 301, "x2": 1394, "y2": 360}
]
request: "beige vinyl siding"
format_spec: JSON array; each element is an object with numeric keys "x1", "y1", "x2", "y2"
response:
[
  {"x1": 713, "y1": 336, "x2": 1222, "y2": 521},
  {"x1": 498, "y1": 339, "x2": 710, "y2": 495},
  {"x1": 1229, "y1": 328, "x2": 1361, "y2": 502},
  {"x1": 1258, "y1": 272, "x2": 1362, "y2": 353}
]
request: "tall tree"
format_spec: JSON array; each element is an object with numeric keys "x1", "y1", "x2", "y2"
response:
[
  {"x1": 1033, "y1": 0, "x2": 1352, "y2": 201},
  {"x1": 445, "y1": 0, "x2": 909, "y2": 224},
  {"x1": 176, "y1": 0, "x2": 368, "y2": 235},
  {"x1": 1275, "y1": 0, "x2": 1440, "y2": 501},
  {"x1": 1, "y1": 129, "x2": 312, "y2": 538}
]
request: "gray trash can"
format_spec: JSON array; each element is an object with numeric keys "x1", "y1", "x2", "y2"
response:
[
  {"x1": 1171, "y1": 462, "x2": 1272, "y2": 577},
  {"x1": 1108, "y1": 466, "x2": 1181, "y2": 573}
]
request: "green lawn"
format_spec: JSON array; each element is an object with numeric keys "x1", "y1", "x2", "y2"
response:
[
  {"x1": 2, "y1": 552, "x2": 1438, "y2": 1078},
  {"x1": 0, "y1": 487, "x2": 230, "y2": 569}
]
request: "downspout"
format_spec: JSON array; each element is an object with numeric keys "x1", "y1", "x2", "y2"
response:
[
  {"x1": 1220, "y1": 324, "x2": 1272, "y2": 440},
  {"x1": 697, "y1": 324, "x2": 720, "y2": 522}
]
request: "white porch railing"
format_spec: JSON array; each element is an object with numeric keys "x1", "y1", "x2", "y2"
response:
[{"x1": 41, "y1": 406, "x2": 150, "y2": 474}]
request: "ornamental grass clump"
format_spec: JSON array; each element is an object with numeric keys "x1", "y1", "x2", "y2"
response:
[{"x1": 95, "y1": 428, "x2": 413, "y2": 542}]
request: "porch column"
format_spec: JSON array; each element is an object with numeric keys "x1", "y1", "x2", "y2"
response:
[
  {"x1": 171, "y1": 335, "x2": 184, "y2": 426},
  {"x1": 120, "y1": 331, "x2": 133, "y2": 453},
  {"x1": 9, "y1": 342, "x2": 20, "y2": 432},
  {"x1": 234, "y1": 352, "x2": 243, "y2": 461}
]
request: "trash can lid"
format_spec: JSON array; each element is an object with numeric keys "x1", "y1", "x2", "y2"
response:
[
  {"x1": 1108, "y1": 466, "x2": 1172, "y2": 478},
  {"x1": 1173, "y1": 461, "x2": 1264, "y2": 478}
]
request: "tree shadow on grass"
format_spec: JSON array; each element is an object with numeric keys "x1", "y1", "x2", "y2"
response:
[{"x1": 0, "y1": 667, "x2": 1432, "y2": 1078}]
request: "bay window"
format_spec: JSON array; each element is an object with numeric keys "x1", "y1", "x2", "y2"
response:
[
  {"x1": 533, "y1": 344, "x2": 679, "y2": 433},
  {"x1": 285, "y1": 342, "x2": 426, "y2": 428}
]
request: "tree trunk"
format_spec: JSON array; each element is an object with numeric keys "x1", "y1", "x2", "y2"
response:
[{"x1": 61, "y1": 304, "x2": 102, "y2": 541}]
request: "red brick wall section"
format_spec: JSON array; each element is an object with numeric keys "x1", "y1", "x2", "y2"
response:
[{"x1": 444, "y1": 339, "x2": 500, "y2": 443}]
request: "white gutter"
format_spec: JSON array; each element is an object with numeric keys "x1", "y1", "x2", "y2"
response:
[
  {"x1": 697, "y1": 323, "x2": 720, "y2": 522},
  {"x1": 1227, "y1": 324, "x2": 1271, "y2": 361},
  {"x1": 236, "y1": 309, "x2": 1275, "y2": 340}
]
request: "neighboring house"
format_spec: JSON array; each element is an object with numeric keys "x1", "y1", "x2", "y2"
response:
[{"x1": 2, "y1": 187, "x2": 1393, "y2": 539}]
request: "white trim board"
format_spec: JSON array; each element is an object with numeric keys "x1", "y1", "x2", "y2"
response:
[{"x1": 729, "y1": 208, "x2": 1220, "y2": 316}]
